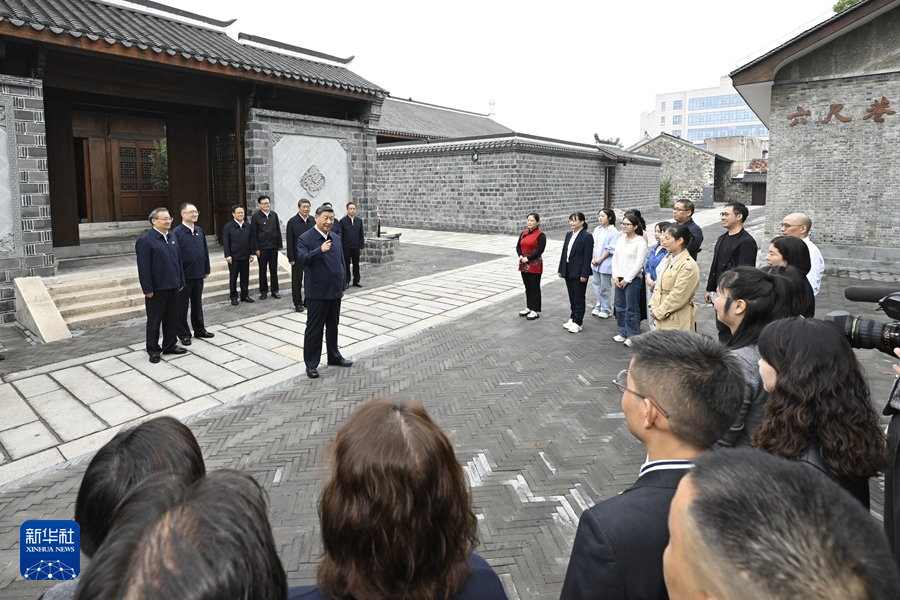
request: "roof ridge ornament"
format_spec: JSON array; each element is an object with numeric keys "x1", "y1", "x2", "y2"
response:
[{"x1": 237, "y1": 33, "x2": 354, "y2": 65}]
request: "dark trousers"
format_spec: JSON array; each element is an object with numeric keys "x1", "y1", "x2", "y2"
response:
[
  {"x1": 344, "y1": 248, "x2": 361, "y2": 284},
  {"x1": 303, "y1": 298, "x2": 343, "y2": 369},
  {"x1": 258, "y1": 248, "x2": 279, "y2": 294},
  {"x1": 145, "y1": 287, "x2": 180, "y2": 356},
  {"x1": 521, "y1": 272, "x2": 542, "y2": 312},
  {"x1": 229, "y1": 259, "x2": 250, "y2": 300},
  {"x1": 178, "y1": 277, "x2": 205, "y2": 338},
  {"x1": 291, "y1": 262, "x2": 306, "y2": 306},
  {"x1": 565, "y1": 277, "x2": 589, "y2": 325}
]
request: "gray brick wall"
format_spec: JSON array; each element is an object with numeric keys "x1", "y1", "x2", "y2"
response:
[
  {"x1": 631, "y1": 137, "x2": 715, "y2": 206},
  {"x1": 245, "y1": 108, "x2": 379, "y2": 238},
  {"x1": 723, "y1": 177, "x2": 754, "y2": 206},
  {"x1": 0, "y1": 76, "x2": 48, "y2": 323},
  {"x1": 377, "y1": 139, "x2": 659, "y2": 235},
  {"x1": 768, "y1": 73, "x2": 900, "y2": 248}
]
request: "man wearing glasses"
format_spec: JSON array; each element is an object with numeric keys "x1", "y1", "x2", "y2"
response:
[
  {"x1": 250, "y1": 195, "x2": 284, "y2": 300},
  {"x1": 780, "y1": 212, "x2": 824, "y2": 297},
  {"x1": 172, "y1": 203, "x2": 215, "y2": 346},
  {"x1": 136, "y1": 207, "x2": 186, "y2": 363},
  {"x1": 560, "y1": 330, "x2": 744, "y2": 600},
  {"x1": 705, "y1": 202, "x2": 758, "y2": 342},
  {"x1": 672, "y1": 200, "x2": 703, "y2": 260}
]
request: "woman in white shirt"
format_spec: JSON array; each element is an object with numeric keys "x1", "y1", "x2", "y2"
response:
[{"x1": 611, "y1": 214, "x2": 649, "y2": 346}]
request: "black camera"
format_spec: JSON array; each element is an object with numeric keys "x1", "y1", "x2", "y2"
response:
[{"x1": 825, "y1": 290, "x2": 900, "y2": 356}]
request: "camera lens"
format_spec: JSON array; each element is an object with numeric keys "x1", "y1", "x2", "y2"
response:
[{"x1": 826, "y1": 311, "x2": 900, "y2": 354}]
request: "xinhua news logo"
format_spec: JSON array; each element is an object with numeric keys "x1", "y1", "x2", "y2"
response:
[{"x1": 20, "y1": 520, "x2": 80, "y2": 581}]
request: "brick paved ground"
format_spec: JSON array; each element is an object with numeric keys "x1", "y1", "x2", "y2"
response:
[{"x1": 0, "y1": 207, "x2": 898, "y2": 599}]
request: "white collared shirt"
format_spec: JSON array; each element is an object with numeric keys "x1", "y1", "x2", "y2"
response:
[
  {"x1": 803, "y1": 237, "x2": 824, "y2": 295},
  {"x1": 639, "y1": 459, "x2": 693, "y2": 478},
  {"x1": 234, "y1": 219, "x2": 244, "y2": 228},
  {"x1": 567, "y1": 229, "x2": 581, "y2": 262}
]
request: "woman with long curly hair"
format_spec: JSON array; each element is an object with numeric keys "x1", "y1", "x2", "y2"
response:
[
  {"x1": 288, "y1": 398, "x2": 507, "y2": 600},
  {"x1": 752, "y1": 318, "x2": 887, "y2": 509}
]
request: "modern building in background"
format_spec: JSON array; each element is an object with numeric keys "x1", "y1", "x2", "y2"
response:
[{"x1": 639, "y1": 77, "x2": 769, "y2": 144}]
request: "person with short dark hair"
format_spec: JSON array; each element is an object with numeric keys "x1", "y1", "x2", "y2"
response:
[
  {"x1": 287, "y1": 199, "x2": 315, "y2": 312},
  {"x1": 752, "y1": 318, "x2": 887, "y2": 508},
  {"x1": 297, "y1": 205, "x2": 351, "y2": 378},
  {"x1": 289, "y1": 398, "x2": 507, "y2": 600},
  {"x1": 664, "y1": 448, "x2": 900, "y2": 600},
  {"x1": 611, "y1": 212, "x2": 649, "y2": 345},
  {"x1": 517, "y1": 212, "x2": 545, "y2": 320},
  {"x1": 765, "y1": 235, "x2": 814, "y2": 317},
  {"x1": 705, "y1": 201, "x2": 757, "y2": 343},
  {"x1": 338, "y1": 201, "x2": 365, "y2": 288},
  {"x1": 712, "y1": 267, "x2": 798, "y2": 447},
  {"x1": 590, "y1": 208, "x2": 618, "y2": 319},
  {"x1": 560, "y1": 330, "x2": 744, "y2": 600},
  {"x1": 136, "y1": 207, "x2": 186, "y2": 363},
  {"x1": 672, "y1": 200, "x2": 703, "y2": 260},
  {"x1": 172, "y1": 203, "x2": 214, "y2": 345},
  {"x1": 644, "y1": 220, "x2": 671, "y2": 330},
  {"x1": 222, "y1": 205, "x2": 255, "y2": 305},
  {"x1": 73, "y1": 470, "x2": 286, "y2": 600},
  {"x1": 250, "y1": 195, "x2": 283, "y2": 300},
  {"x1": 558, "y1": 212, "x2": 594, "y2": 334}
]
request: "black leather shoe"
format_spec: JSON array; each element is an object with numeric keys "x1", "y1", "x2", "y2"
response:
[
  {"x1": 352, "y1": 282, "x2": 363, "y2": 288},
  {"x1": 231, "y1": 298, "x2": 239, "y2": 306},
  {"x1": 295, "y1": 305, "x2": 305, "y2": 313},
  {"x1": 259, "y1": 293, "x2": 267, "y2": 300},
  {"x1": 242, "y1": 297, "x2": 255, "y2": 303},
  {"x1": 195, "y1": 331, "x2": 215, "y2": 339},
  {"x1": 149, "y1": 355, "x2": 161, "y2": 363},
  {"x1": 272, "y1": 292, "x2": 281, "y2": 299},
  {"x1": 179, "y1": 337, "x2": 192, "y2": 346},
  {"x1": 327, "y1": 358, "x2": 353, "y2": 367},
  {"x1": 306, "y1": 367, "x2": 319, "y2": 378},
  {"x1": 163, "y1": 347, "x2": 188, "y2": 355}
]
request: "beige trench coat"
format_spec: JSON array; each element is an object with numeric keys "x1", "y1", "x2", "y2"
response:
[{"x1": 650, "y1": 252, "x2": 700, "y2": 331}]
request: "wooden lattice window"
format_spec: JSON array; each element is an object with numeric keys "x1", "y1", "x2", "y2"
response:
[
  {"x1": 140, "y1": 147, "x2": 156, "y2": 191},
  {"x1": 119, "y1": 146, "x2": 138, "y2": 191}
]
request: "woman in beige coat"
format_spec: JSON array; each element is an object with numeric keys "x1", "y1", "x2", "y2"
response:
[{"x1": 650, "y1": 223, "x2": 700, "y2": 331}]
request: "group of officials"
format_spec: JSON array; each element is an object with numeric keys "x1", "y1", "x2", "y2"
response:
[{"x1": 136, "y1": 198, "x2": 365, "y2": 375}]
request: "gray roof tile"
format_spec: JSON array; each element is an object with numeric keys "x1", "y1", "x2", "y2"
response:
[{"x1": 377, "y1": 98, "x2": 513, "y2": 139}]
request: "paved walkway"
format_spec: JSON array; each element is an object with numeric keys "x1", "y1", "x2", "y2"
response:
[{"x1": 0, "y1": 206, "x2": 897, "y2": 599}]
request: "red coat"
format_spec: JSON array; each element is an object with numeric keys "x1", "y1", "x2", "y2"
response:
[{"x1": 517, "y1": 228, "x2": 546, "y2": 274}]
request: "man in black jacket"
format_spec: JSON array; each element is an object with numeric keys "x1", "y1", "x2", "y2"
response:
[
  {"x1": 705, "y1": 202, "x2": 758, "y2": 342},
  {"x1": 250, "y1": 195, "x2": 283, "y2": 300},
  {"x1": 673, "y1": 200, "x2": 704, "y2": 261},
  {"x1": 172, "y1": 203, "x2": 214, "y2": 345},
  {"x1": 222, "y1": 205, "x2": 255, "y2": 305},
  {"x1": 338, "y1": 202, "x2": 365, "y2": 288},
  {"x1": 286, "y1": 199, "x2": 315, "y2": 312},
  {"x1": 560, "y1": 330, "x2": 744, "y2": 600}
]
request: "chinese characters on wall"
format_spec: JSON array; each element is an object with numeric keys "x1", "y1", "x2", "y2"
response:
[{"x1": 787, "y1": 97, "x2": 895, "y2": 126}]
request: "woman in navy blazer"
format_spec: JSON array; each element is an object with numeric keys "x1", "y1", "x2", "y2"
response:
[
  {"x1": 558, "y1": 212, "x2": 595, "y2": 333},
  {"x1": 287, "y1": 398, "x2": 508, "y2": 600}
]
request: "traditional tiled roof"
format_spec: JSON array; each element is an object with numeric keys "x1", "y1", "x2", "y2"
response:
[
  {"x1": 628, "y1": 133, "x2": 733, "y2": 162},
  {"x1": 0, "y1": 0, "x2": 386, "y2": 96},
  {"x1": 741, "y1": 172, "x2": 767, "y2": 183},
  {"x1": 377, "y1": 98, "x2": 514, "y2": 139}
]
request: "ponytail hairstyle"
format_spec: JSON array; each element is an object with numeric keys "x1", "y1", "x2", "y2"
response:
[
  {"x1": 764, "y1": 265, "x2": 808, "y2": 317},
  {"x1": 716, "y1": 267, "x2": 796, "y2": 349},
  {"x1": 665, "y1": 223, "x2": 692, "y2": 254},
  {"x1": 568, "y1": 212, "x2": 588, "y2": 231}
]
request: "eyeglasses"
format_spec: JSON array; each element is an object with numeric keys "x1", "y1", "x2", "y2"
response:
[
  {"x1": 184, "y1": 210, "x2": 199, "y2": 215},
  {"x1": 622, "y1": 222, "x2": 634, "y2": 227},
  {"x1": 611, "y1": 369, "x2": 670, "y2": 419},
  {"x1": 155, "y1": 217, "x2": 173, "y2": 222},
  {"x1": 779, "y1": 222, "x2": 796, "y2": 229},
  {"x1": 672, "y1": 207, "x2": 688, "y2": 212},
  {"x1": 720, "y1": 212, "x2": 733, "y2": 217}
]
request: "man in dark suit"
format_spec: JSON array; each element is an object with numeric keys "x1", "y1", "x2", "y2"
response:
[
  {"x1": 673, "y1": 200, "x2": 704, "y2": 261},
  {"x1": 136, "y1": 207, "x2": 186, "y2": 364},
  {"x1": 704, "y1": 201, "x2": 758, "y2": 342},
  {"x1": 250, "y1": 195, "x2": 283, "y2": 300},
  {"x1": 296, "y1": 205, "x2": 352, "y2": 379},
  {"x1": 222, "y1": 205, "x2": 255, "y2": 305},
  {"x1": 339, "y1": 201, "x2": 365, "y2": 288},
  {"x1": 172, "y1": 203, "x2": 214, "y2": 345},
  {"x1": 560, "y1": 330, "x2": 745, "y2": 600},
  {"x1": 286, "y1": 199, "x2": 315, "y2": 312}
]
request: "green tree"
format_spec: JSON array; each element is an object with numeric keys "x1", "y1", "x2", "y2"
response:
[
  {"x1": 833, "y1": 0, "x2": 860, "y2": 12},
  {"x1": 150, "y1": 138, "x2": 169, "y2": 192},
  {"x1": 659, "y1": 175, "x2": 674, "y2": 207}
]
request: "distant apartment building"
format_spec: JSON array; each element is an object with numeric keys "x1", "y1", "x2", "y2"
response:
[{"x1": 639, "y1": 76, "x2": 769, "y2": 144}]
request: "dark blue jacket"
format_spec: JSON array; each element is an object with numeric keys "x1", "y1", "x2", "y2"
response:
[
  {"x1": 286, "y1": 214, "x2": 316, "y2": 262},
  {"x1": 222, "y1": 220, "x2": 252, "y2": 261},
  {"x1": 338, "y1": 215, "x2": 366, "y2": 250},
  {"x1": 296, "y1": 227, "x2": 346, "y2": 300},
  {"x1": 287, "y1": 554, "x2": 507, "y2": 600},
  {"x1": 171, "y1": 223, "x2": 211, "y2": 280},
  {"x1": 250, "y1": 209, "x2": 283, "y2": 252},
  {"x1": 558, "y1": 229, "x2": 594, "y2": 280},
  {"x1": 136, "y1": 228, "x2": 185, "y2": 294}
]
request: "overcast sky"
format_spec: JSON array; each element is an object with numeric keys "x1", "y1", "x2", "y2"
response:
[{"x1": 176, "y1": 0, "x2": 835, "y2": 147}]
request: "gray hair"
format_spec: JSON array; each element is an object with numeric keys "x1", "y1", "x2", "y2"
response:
[
  {"x1": 687, "y1": 449, "x2": 899, "y2": 600},
  {"x1": 148, "y1": 207, "x2": 170, "y2": 223}
]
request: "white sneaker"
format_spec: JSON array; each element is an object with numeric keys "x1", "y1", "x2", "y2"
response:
[
  {"x1": 623, "y1": 338, "x2": 634, "y2": 347},
  {"x1": 567, "y1": 322, "x2": 583, "y2": 333},
  {"x1": 519, "y1": 308, "x2": 531, "y2": 317},
  {"x1": 598, "y1": 312, "x2": 610, "y2": 319},
  {"x1": 591, "y1": 309, "x2": 601, "y2": 317},
  {"x1": 563, "y1": 319, "x2": 573, "y2": 328},
  {"x1": 613, "y1": 335, "x2": 626, "y2": 342},
  {"x1": 526, "y1": 311, "x2": 540, "y2": 320}
]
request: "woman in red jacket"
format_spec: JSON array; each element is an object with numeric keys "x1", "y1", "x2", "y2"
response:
[{"x1": 517, "y1": 213, "x2": 546, "y2": 321}]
